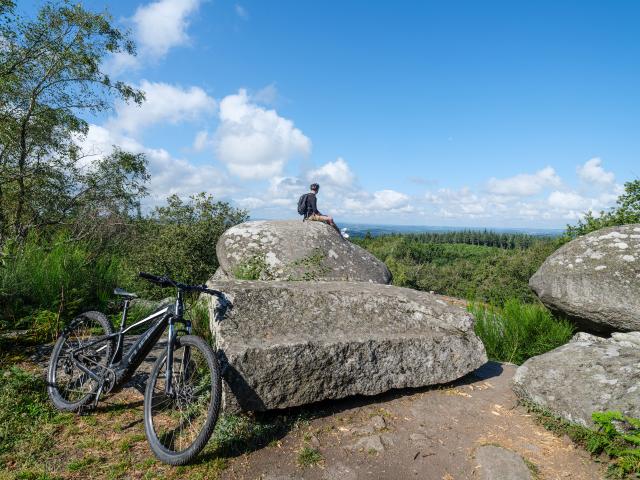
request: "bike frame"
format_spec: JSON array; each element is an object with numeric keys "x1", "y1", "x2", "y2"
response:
[{"x1": 69, "y1": 290, "x2": 192, "y2": 396}]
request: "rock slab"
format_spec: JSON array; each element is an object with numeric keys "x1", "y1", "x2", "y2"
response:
[
  {"x1": 475, "y1": 445, "x2": 533, "y2": 480},
  {"x1": 512, "y1": 332, "x2": 640, "y2": 428},
  {"x1": 529, "y1": 224, "x2": 640, "y2": 332},
  {"x1": 206, "y1": 280, "x2": 487, "y2": 412},
  {"x1": 216, "y1": 220, "x2": 392, "y2": 284}
]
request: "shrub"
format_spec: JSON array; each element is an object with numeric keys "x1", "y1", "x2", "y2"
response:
[
  {"x1": 527, "y1": 403, "x2": 640, "y2": 478},
  {"x1": 127, "y1": 193, "x2": 247, "y2": 297},
  {"x1": 470, "y1": 299, "x2": 574, "y2": 364}
]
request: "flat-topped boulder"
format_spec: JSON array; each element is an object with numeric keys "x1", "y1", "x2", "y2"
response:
[
  {"x1": 529, "y1": 224, "x2": 640, "y2": 332},
  {"x1": 206, "y1": 280, "x2": 487, "y2": 412},
  {"x1": 513, "y1": 332, "x2": 640, "y2": 428},
  {"x1": 215, "y1": 220, "x2": 392, "y2": 283}
]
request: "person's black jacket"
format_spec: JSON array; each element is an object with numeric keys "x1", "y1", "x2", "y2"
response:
[{"x1": 305, "y1": 192, "x2": 320, "y2": 217}]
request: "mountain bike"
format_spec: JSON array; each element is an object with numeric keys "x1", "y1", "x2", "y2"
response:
[{"x1": 47, "y1": 272, "x2": 223, "y2": 465}]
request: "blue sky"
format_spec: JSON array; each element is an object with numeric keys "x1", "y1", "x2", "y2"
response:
[{"x1": 26, "y1": 0, "x2": 640, "y2": 227}]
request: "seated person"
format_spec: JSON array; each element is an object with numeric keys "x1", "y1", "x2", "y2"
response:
[{"x1": 302, "y1": 183, "x2": 347, "y2": 239}]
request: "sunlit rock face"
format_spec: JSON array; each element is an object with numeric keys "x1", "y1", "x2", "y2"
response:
[
  {"x1": 206, "y1": 280, "x2": 487, "y2": 412},
  {"x1": 216, "y1": 220, "x2": 392, "y2": 284},
  {"x1": 513, "y1": 332, "x2": 640, "y2": 428},
  {"x1": 529, "y1": 224, "x2": 640, "y2": 332}
]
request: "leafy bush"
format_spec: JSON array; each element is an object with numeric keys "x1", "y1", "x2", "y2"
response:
[
  {"x1": 127, "y1": 193, "x2": 247, "y2": 297},
  {"x1": 470, "y1": 299, "x2": 574, "y2": 364}
]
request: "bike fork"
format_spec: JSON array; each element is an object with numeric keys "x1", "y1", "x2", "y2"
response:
[{"x1": 165, "y1": 321, "x2": 175, "y2": 396}]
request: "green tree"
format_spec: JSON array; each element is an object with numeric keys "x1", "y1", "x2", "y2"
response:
[
  {"x1": 0, "y1": 0, "x2": 145, "y2": 244},
  {"x1": 566, "y1": 180, "x2": 640, "y2": 238},
  {"x1": 129, "y1": 194, "x2": 249, "y2": 291}
]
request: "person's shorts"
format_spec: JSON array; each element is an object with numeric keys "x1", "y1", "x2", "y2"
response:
[{"x1": 306, "y1": 214, "x2": 329, "y2": 222}]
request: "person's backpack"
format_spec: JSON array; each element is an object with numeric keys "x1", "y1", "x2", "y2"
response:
[{"x1": 297, "y1": 193, "x2": 309, "y2": 216}]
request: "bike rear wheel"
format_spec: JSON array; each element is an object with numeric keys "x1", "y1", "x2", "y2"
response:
[
  {"x1": 47, "y1": 311, "x2": 114, "y2": 411},
  {"x1": 144, "y1": 335, "x2": 222, "y2": 465}
]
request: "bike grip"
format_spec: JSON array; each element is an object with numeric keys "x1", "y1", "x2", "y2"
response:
[{"x1": 139, "y1": 271, "x2": 159, "y2": 281}]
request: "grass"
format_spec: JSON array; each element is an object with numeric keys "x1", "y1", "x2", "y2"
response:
[
  {"x1": 0, "y1": 232, "x2": 125, "y2": 342},
  {"x1": 470, "y1": 299, "x2": 574, "y2": 364},
  {"x1": 297, "y1": 447, "x2": 323, "y2": 466},
  {"x1": 0, "y1": 365, "x2": 297, "y2": 479},
  {"x1": 0, "y1": 367, "x2": 73, "y2": 469},
  {"x1": 525, "y1": 402, "x2": 640, "y2": 478}
]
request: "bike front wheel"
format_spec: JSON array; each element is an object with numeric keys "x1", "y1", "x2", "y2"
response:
[{"x1": 143, "y1": 335, "x2": 222, "y2": 465}]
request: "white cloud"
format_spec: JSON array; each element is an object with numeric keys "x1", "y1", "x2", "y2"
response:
[
  {"x1": 214, "y1": 89, "x2": 311, "y2": 179},
  {"x1": 371, "y1": 190, "x2": 410, "y2": 210},
  {"x1": 134, "y1": 0, "x2": 200, "y2": 58},
  {"x1": 344, "y1": 189, "x2": 411, "y2": 213},
  {"x1": 105, "y1": 0, "x2": 201, "y2": 74},
  {"x1": 77, "y1": 124, "x2": 233, "y2": 206},
  {"x1": 487, "y1": 166, "x2": 561, "y2": 196},
  {"x1": 548, "y1": 191, "x2": 587, "y2": 210},
  {"x1": 577, "y1": 157, "x2": 615, "y2": 186},
  {"x1": 235, "y1": 4, "x2": 248, "y2": 19},
  {"x1": 307, "y1": 157, "x2": 355, "y2": 188},
  {"x1": 109, "y1": 81, "x2": 216, "y2": 136}
]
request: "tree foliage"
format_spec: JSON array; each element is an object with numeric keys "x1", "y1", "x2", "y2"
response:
[
  {"x1": 128, "y1": 194, "x2": 249, "y2": 293},
  {"x1": 0, "y1": 0, "x2": 145, "y2": 244},
  {"x1": 566, "y1": 180, "x2": 640, "y2": 238}
]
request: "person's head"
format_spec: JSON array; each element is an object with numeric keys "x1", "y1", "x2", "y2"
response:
[{"x1": 310, "y1": 183, "x2": 319, "y2": 193}]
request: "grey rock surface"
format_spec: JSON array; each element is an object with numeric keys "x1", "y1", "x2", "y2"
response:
[
  {"x1": 211, "y1": 267, "x2": 231, "y2": 281},
  {"x1": 529, "y1": 224, "x2": 640, "y2": 332},
  {"x1": 206, "y1": 280, "x2": 487, "y2": 412},
  {"x1": 216, "y1": 220, "x2": 392, "y2": 283},
  {"x1": 513, "y1": 332, "x2": 640, "y2": 428},
  {"x1": 475, "y1": 445, "x2": 533, "y2": 480}
]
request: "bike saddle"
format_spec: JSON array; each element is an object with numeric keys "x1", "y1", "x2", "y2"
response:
[{"x1": 113, "y1": 287, "x2": 138, "y2": 299}]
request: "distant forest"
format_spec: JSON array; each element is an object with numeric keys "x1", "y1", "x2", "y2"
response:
[
  {"x1": 352, "y1": 231, "x2": 561, "y2": 305},
  {"x1": 359, "y1": 229, "x2": 551, "y2": 249}
]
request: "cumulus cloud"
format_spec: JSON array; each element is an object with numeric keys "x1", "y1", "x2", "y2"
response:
[
  {"x1": 214, "y1": 89, "x2": 311, "y2": 179},
  {"x1": 344, "y1": 189, "x2": 411, "y2": 213},
  {"x1": 109, "y1": 81, "x2": 216, "y2": 137},
  {"x1": 307, "y1": 157, "x2": 355, "y2": 188},
  {"x1": 577, "y1": 157, "x2": 615, "y2": 187},
  {"x1": 77, "y1": 124, "x2": 233, "y2": 206},
  {"x1": 105, "y1": 0, "x2": 201, "y2": 73},
  {"x1": 548, "y1": 191, "x2": 587, "y2": 210},
  {"x1": 487, "y1": 166, "x2": 561, "y2": 196}
]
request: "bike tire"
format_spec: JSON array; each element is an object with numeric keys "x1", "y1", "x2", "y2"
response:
[
  {"x1": 144, "y1": 334, "x2": 222, "y2": 465},
  {"x1": 47, "y1": 311, "x2": 114, "y2": 412}
]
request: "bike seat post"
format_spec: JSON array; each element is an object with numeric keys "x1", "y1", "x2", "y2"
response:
[{"x1": 121, "y1": 299, "x2": 130, "y2": 331}]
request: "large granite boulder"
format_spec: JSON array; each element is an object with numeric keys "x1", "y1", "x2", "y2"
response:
[
  {"x1": 529, "y1": 224, "x2": 640, "y2": 332},
  {"x1": 206, "y1": 280, "x2": 487, "y2": 412},
  {"x1": 512, "y1": 332, "x2": 640, "y2": 428},
  {"x1": 215, "y1": 220, "x2": 392, "y2": 284}
]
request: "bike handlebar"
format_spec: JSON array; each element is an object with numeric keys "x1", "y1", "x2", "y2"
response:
[{"x1": 138, "y1": 272, "x2": 223, "y2": 297}]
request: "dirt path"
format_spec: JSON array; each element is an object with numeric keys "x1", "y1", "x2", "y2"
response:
[
  {"x1": 21, "y1": 341, "x2": 604, "y2": 479},
  {"x1": 221, "y1": 363, "x2": 604, "y2": 480}
]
